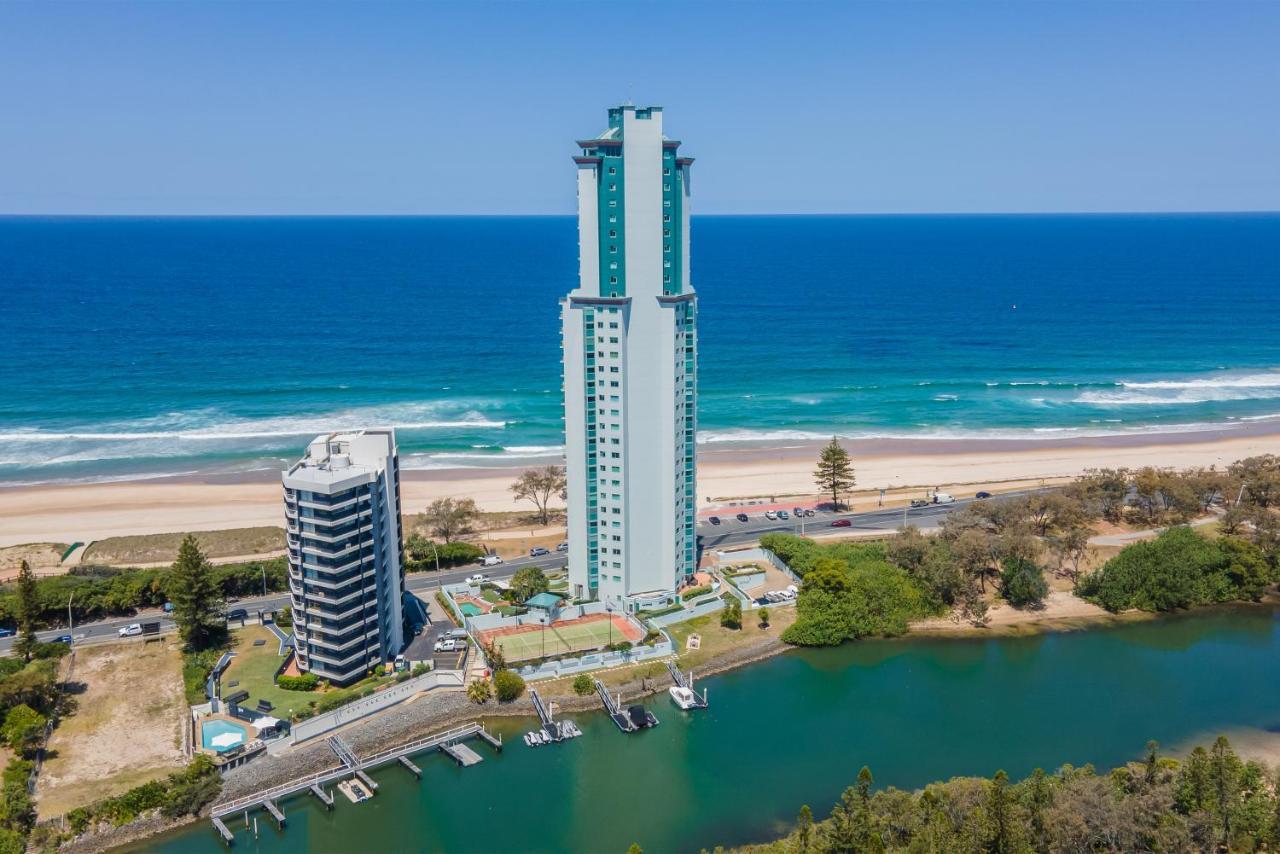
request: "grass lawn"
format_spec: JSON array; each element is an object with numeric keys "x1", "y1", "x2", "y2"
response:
[
  {"x1": 38, "y1": 640, "x2": 185, "y2": 819},
  {"x1": 83, "y1": 526, "x2": 285, "y2": 564},
  {"x1": 221, "y1": 625, "x2": 396, "y2": 720},
  {"x1": 221, "y1": 626, "x2": 300, "y2": 715},
  {"x1": 666, "y1": 608, "x2": 797, "y2": 672}
]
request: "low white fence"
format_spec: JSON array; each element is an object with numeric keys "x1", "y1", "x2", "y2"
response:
[
  {"x1": 290, "y1": 669, "x2": 465, "y2": 743},
  {"x1": 513, "y1": 637, "x2": 674, "y2": 681}
]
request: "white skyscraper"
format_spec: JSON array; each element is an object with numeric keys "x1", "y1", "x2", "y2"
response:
[
  {"x1": 562, "y1": 105, "x2": 697, "y2": 609},
  {"x1": 283, "y1": 429, "x2": 405, "y2": 686}
]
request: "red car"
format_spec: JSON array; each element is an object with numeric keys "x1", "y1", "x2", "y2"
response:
[{"x1": 830, "y1": 519, "x2": 852, "y2": 528}]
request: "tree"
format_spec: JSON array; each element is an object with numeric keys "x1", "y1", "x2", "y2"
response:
[
  {"x1": 1229, "y1": 454, "x2": 1280, "y2": 508},
  {"x1": 719, "y1": 597, "x2": 742, "y2": 630},
  {"x1": 987, "y1": 770, "x2": 1016, "y2": 853},
  {"x1": 796, "y1": 804, "x2": 814, "y2": 852},
  {"x1": 1000, "y1": 557, "x2": 1048, "y2": 609},
  {"x1": 757, "y1": 606, "x2": 770, "y2": 629},
  {"x1": 572, "y1": 674, "x2": 593, "y2": 696},
  {"x1": 627, "y1": 845, "x2": 643, "y2": 854},
  {"x1": 813, "y1": 437, "x2": 855, "y2": 509},
  {"x1": 510, "y1": 465, "x2": 566, "y2": 526},
  {"x1": 1, "y1": 705, "x2": 45, "y2": 756},
  {"x1": 493, "y1": 669, "x2": 525, "y2": 702},
  {"x1": 466, "y1": 678, "x2": 492, "y2": 704},
  {"x1": 13, "y1": 562, "x2": 38, "y2": 663},
  {"x1": 423, "y1": 497, "x2": 479, "y2": 543},
  {"x1": 1049, "y1": 524, "x2": 1092, "y2": 582},
  {"x1": 510, "y1": 566, "x2": 550, "y2": 604},
  {"x1": 480, "y1": 639, "x2": 507, "y2": 673},
  {"x1": 167, "y1": 535, "x2": 225, "y2": 651}
]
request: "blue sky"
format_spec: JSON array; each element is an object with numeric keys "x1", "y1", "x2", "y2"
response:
[{"x1": 1, "y1": 2, "x2": 1277, "y2": 215}]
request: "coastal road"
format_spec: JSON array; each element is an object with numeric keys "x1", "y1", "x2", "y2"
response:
[{"x1": 0, "y1": 490, "x2": 1038, "y2": 655}]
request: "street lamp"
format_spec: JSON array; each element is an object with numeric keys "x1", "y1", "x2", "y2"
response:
[
  {"x1": 67, "y1": 591, "x2": 75, "y2": 638},
  {"x1": 606, "y1": 600, "x2": 613, "y2": 646},
  {"x1": 261, "y1": 565, "x2": 267, "y2": 598}
]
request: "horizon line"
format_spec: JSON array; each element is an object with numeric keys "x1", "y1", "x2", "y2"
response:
[{"x1": 1, "y1": 209, "x2": 1278, "y2": 219}]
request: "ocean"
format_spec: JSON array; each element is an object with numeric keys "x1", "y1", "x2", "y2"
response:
[{"x1": 1, "y1": 214, "x2": 1278, "y2": 486}]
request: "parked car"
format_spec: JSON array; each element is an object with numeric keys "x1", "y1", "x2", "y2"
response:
[
  {"x1": 792, "y1": 507, "x2": 806, "y2": 517},
  {"x1": 777, "y1": 510, "x2": 790, "y2": 520},
  {"x1": 529, "y1": 547, "x2": 550, "y2": 557},
  {"x1": 910, "y1": 498, "x2": 930, "y2": 508},
  {"x1": 445, "y1": 628, "x2": 469, "y2": 641},
  {"x1": 708, "y1": 515, "x2": 721, "y2": 525},
  {"x1": 830, "y1": 518, "x2": 852, "y2": 527},
  {"x1": 764, "y1": 510, "x2": 777, "y2": 520},
  {"x1": 118, "y1": 623, "x2": 143, "y2": 637},
  {"x1": 975, "y1": 491, "x2": 992, "y2": 499},
  {"x1": 0, "y1": 628, "x2": 13, "y2": 638},
  {"x1": 480, "y1": 554, "x2": 503, "y2": 567},
  {"x1": 933, "y1": 492, "x2": 956, "y2": 505},
  {"x1": 54, "y1": 634, "x2": 73, "y2": 645},
  {"x1": 736, "y1": 513, "x2": 749, "y2": 522},
  {"x1": 434, "y1": 638, "x2": 460, "y2": 653},
  {"x1": 467, "y1": 573, "x2": 491, "y2": 584},
  {"x1": 556, "y1": 541, "x2": 569, "y2": 552},
  {"x1": 805, "y1": 509, "x2": 816, "y2": 517},
  {"x1": 162, "y1": 602, "x2": 174, "y2": 613},
  {"x1": 226, "y1": 608, "x2": 248, "y2": 621},
  {"x1": 394, "y1": 654, "x2": 408, "y2": 672}
]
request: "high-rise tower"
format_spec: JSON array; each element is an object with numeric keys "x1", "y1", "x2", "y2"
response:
[
  {"x1": 283, "y1": 429, "x2": 405, "y2": 686},
  {"x1": 562, "y1": 105, "x2": 697, "y2": 609}
]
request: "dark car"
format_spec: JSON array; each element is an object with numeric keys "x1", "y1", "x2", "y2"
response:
[
  {"x1": 830, "y1": 518, "x2": 852, "y2": 527},
  {"x1": 530, "y1": 547, "x2": 550, "y2": 557},
  {"x1": 226, "y1": 608, "x2": 248, "y2": 621},
  {"x1": 0, "y1": 628, "x2": 13, "y2": 638},
  {"x1": 975, "y1": 491, "x2": 992, "y2": 499},
  {"x1": 708, "y1": 516, "x2": 721, "y2": 525},
  {"x1": 735, "y1": 513, "x2": 749, "y2": 523},
  {"x1": 910, "y1": 498, "x2": 930, "y2": 508},
  {"x1": 54, "y1": 634, "x2": 73, "y2": 645}
]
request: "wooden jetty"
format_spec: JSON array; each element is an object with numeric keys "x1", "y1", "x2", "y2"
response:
[
  {"x1": 440, "y1": 742, "x2": 484, "y2": 766},
  {"x1": 209, "y1": 722, "x2": 499, "y2": 845},
  {"x1": 309, "y1": 784, "x2": 333, "y2": 810}
]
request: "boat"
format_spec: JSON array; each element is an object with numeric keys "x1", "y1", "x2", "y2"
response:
[
  {"x1": 669, "y1": 685, "x2": 700, "y2": 710},
  {"x1": 523, "y1": 732, "x2": 535, "y2": 747}
]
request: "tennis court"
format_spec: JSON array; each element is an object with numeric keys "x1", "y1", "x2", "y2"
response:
[{"x1": 476, "y1": 612, "x2": 643, "y2": 663}]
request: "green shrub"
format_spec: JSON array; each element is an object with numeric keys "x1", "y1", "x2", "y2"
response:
[
  {"x1": 411, "y1": 663, "x2": 430, "y2": 677},
  {"x1": 1000, "y1": 557, "x2": 1049, "y2": 608},
  {"x1": 493, "y1": 669, "x2": 525, "y2": 703},
  {"x1": 276, "y1": 673, "x2": 318, "y2": 692},
  {"x1": 572, "y1": 674, "x2": 594, "y2": 696},
  {"x1": 181, "y1": 650, "x2": 221, "y2": 705},
  {"x1": 680, "y1": 584, "x2": 713, "y2": 601},
  {"x1": 1079, "y1": 527, "x2": 1275, "y2": 612},
  {"x1": 275, "y1": 605, "x2": 292, "y2": 629}
]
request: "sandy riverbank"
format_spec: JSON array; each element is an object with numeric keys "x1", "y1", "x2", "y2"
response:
[{"x1": 2, "y1": 429, "x2": 1279, "y2": 547}]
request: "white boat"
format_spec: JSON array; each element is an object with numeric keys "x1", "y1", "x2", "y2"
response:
[
  {"x1": 523, "y1": 732, "x2": 535, "y2": 747},
  {"x1": 669, "y1": 686, "x2": 700, "y2": 710}
]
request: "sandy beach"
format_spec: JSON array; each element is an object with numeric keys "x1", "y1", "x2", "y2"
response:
[{"x1": 2, "y1": 427, "x2": 1279, "y2": 548}]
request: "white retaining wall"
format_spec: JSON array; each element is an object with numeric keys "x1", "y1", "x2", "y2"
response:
[{"x1": 290, "y1": 669, "x2": 465, "y2": 743}]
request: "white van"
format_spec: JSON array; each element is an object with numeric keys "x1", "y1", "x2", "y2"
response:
[
  {"x1": 480, "y1": 554, "x2": 503, "y2": 567},
  {"x1": 933, "y1": 492, "x2": 956, "y2": 505}
]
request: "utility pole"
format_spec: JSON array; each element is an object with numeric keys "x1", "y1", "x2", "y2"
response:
[{"x1": 68, "y1": 591, "x2": 75, "y2": 637}]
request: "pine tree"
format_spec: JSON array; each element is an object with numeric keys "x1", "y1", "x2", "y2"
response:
[
  {"x1": 988, "y1": 769, "x2": 1014, "y2": 854},
  {"x1": 814, "y1": 437, "x2": 855, "y2": 510},
  {"x1": 796, "y1": 804, "x2": 813, "y2": 852},
  {"x1": 15, "y1": 560, "x2": 39, "y2": 662},
  {"x1": 168, "y1": 535, "x2": 225, "y2": 651}
]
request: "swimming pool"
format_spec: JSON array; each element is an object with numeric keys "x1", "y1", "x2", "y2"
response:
[
  {"x1": 200, "y1": 718, "x2": 250, "y2": 753},
  {"x1": 459, "y1": 603, "x2": 482, "y2": 617}
]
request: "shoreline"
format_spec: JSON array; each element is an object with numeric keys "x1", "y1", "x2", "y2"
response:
[
  {"x1": 67, "y1": 597, "x2": 1280, "y2": 853},
  {"x1": 4, "y1": 427, "x2": 1280, "y2": 547}
]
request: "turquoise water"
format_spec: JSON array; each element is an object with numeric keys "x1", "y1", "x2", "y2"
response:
[
  {"x1": 200, "y1": 719, "x2": 250, "y2": 753},
  {"x1": 2, "y1": 214, "x2": 1279, "y2": 485},
  {"x1": 148, "y1": 606, "x2": 1280, "y2": 853},
  {"x1": 458, "y1": 603, "x2": 482, "y2": 617}
]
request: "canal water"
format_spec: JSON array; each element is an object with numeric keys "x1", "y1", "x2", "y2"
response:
[{"x1": 145, "y1": 607, "x2": 1280, "y2": 854}]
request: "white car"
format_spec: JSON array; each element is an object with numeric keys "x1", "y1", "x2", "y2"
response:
[
  {"x1": 466, "y1": 572, "x2": 491, "y2": 584},
  {"x1": 480, "y1": 554, "x2": 504, "y2": 567},
  {"x1": 764, "y1": 510, "x2": 777, "y2": 520},
  {"x1": 933, "y1": 492, "x2": 956, "y2": 505},
  {"x1": 118, "y1": 623, "x2": 142, "y2": 637},
  {"x1": 433, "y1": 638, "x2": 460, "y2": 653}
]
